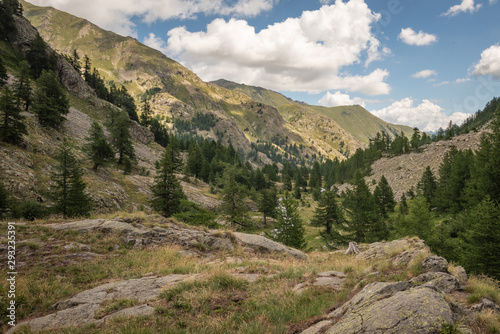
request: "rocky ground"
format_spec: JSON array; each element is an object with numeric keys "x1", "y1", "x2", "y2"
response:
[{"x1": 1, "y1": 217, "x2": 498, "y2": 333}]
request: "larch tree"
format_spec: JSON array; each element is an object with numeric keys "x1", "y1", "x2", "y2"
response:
[
  {"x1": 0, "y1": 85, "x2": 26, "y2": 145},
  {"x1": 373, "y1": 175, "x2": 396, "y2": 219},
  {"x1": 32, "y1": 70, "x2": 69, "y2": 129},
  {"x1": 272, "y1": 193, "x2": 307, "y2": 249},
  {"x1": 311, "y1": 190, "x2": 346, "y2": 248},
  {"x1": 110, "y1": 110, "x2": 136, "y2": 166},
  {"x1": 84, "y1": 121, "x2": 114, "y2": 170}
]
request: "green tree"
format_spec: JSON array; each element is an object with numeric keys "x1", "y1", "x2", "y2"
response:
[
  {"x1": 13, "y1": 61, "x2": 32, "y2": 111},
  {"x1": 0, "y1": 85, "x2": 26, "y2": 145},
  {"x1": 186, "y1": 143, "x2": 204, "y2": 178},
  {"x1": 272, "y1": 194, "x2": 307, "y2": 249},
  {"x1": 32, "y1": 70, "x2": 69, "y2": 128},
  {"x1": 84, "y1": 121, "x2": 114, "y2": 170},
  {"x1": 397, "y1": 195, "x2": 432, "y2": 241},
  {"x1": 258, "y1": 187, "x2": 277, "y2": 225},
  {"x1": 25, "y1": 34, "x2": 55, "y2": 79},
  {"x1": 373, "y1": 175, "x2": 396, "y2": 218},
  {"x1": 50, "y1": 141, "x2": 92, "y2": 218},
  {"x1": 0, "y1": 57, "x2": 7, "y2": 87},
  {"x1": 463, "y1": 197, "x2": 500, "y2": 279},
  {"x1": 220, "y1": 165, "x2": 248, "y2": 226},
  {"x1": 150, "y1": 144, "x2": 185, "y2": 217},
  {"x1": 417, "y1": 166, "x2": 437, "y2": 205},
  {"x1": 0, "y1": 180, "x2": 10, "y2": 218},
  {"x1": 410, "y1": 127, "x2": 421, "y2": 150},
  {"x1": 311, "y1": 190, "x2": 346, "y2": 248},
  {"x1": 140, "y1": 100, "x2": 152, "y2": 126},
  {"x1": 110, "y1": 110, "x2": 136, "y2": 166},
  {"x1": 343, "y1": 170, "x2": 381, "y2": 242}
]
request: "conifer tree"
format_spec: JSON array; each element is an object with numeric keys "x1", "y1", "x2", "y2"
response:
[
  {"x1": 373, "y1": 175, "x2": 396, "y2": 218},
  {"x1": 220, "y1": 165, "x2": 248, "y2": 226},
  {"x1": 32, "y1": 70, "x2": 69, "y2": 128},
  {"x1": 150, "y1": 144, "x2": 185, "y2": 217},
  {"x1": 0, "y1": 180, "x2": 10, "y2": 218},
  {"x1": 186, "y1": 143, "x2": 203, "y2": 178},
  {"x1": 84, "y1": 121, "x2": 114, "y2": 170},
  {"x1": 417, "y1": 166, "x2": 437, "y2": 205},
  {"x1": 258, "y1": 187, "x2": 277, "y2": 225},
  {"x1": 50, "y1": 141, "x2": 92, "y2": 218},
  {"x1": 398, "y1": 195, "x2": 432, "y2": 241},
  {"x1": 343, "y1": 170, "x2": 380, "y2": 242},
  {"x1": 110, "y1": 110, "x2": 136, "y2": 166},
  {"x1": 140, "y1": 100, "x2": 152, "y2": 126},
  {"x1": 0, "y1": 85, "x2": 26, "y2": 145},
  {"x1": 311, "y1": 190, "x2": 346, "y2": 248},
  {"x1": 25, "y1": 34, "x2": 55, "y2": 79},
  {"x1": 0, "y1": 56, "x2": 7, "y2": 87},
  {"x1": 464, "y1": 196, "x2": 500, "y2": 279},
  {"x1": 272, "y1": 194, "x2": 306, "y2": 249},
  {"x1": 14, "y1": 61, "x2": 32, "y2": 111}
]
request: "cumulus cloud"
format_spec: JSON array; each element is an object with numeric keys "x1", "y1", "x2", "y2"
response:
[
  {"x1": 29, "y1": 0, "x2": 275, "y2": 37},
  {"x1": 143, "y1": 33, "x2": 168, "y2": 53},
  {"x1": 398, "y1": 28, "x2": 437, "y2": 46},
  {"x1": 412, "y1": 70, "x2": 437, "y2": 79},
  {"x1": 472, "y1": 44, "x2": 500, "y2": 78},
  {"x1": 318, "y1": 91, "x2": 366, "y2": 107},
  {"x1": 442, "y1": 0, "x2": 482, "y2": 16},
  {"x1": 166, "y1": 1, "x2": 391, "y2": 95},
  {"x1": 371, "y1": 98, "x2": 470, "y2": 132}
]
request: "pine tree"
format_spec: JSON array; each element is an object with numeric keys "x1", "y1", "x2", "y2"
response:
[
  {"x1": 220, "y1": 165, "x2": 248, "y2": 226},
  {"x1": 25, "y1": 34, "x2": 55, "y2": 79},
  {"x1": 32, "y1": 70, "x2": 69, "y2": 128},
  {"x1": 258, "y1": 187, "x2": 277, "y2": 225},
  {"x1": 410, "y1": 127, "x2": 421, "y2": 150},
  {"x1": 140, "y1": 100, "x2": 152, "y2": 126},
  {"x1": 373, "y1": 175, "x2": 396, "y2": 218},
  {"x1": 343, "y1": 170, "x2": 380, "y2": 242},
  {"x1": 50, "y1": 141, "x2": 92, "y2": 218},
  {"x1": 311, "y1": 190, "x2": 346, "y2": 248},
  {"x1": 13, "y1": 61, "x2": 32, "y2": 111},
  {"x1": 150, "y1": 144, "x2": 185, "y2": 217},
  {"x1": 272, "y1": 194, "x2": 306, "y2": 249},
  {"x1": 399, "y1": 193, "x2": 408, "y2": 215},
  {"x1": 463, "y1": 196, "x2": 500, "y2": 279},
  {"x1": 84, "y1": 121, "x2": 114, "y2": 170},
  {"x1": 417, "y1": 166, "x2": 437, "y2": 205},
  {"x1": 398, "y1": 195, "x2": 432, "y2": 241},
  {"x1": 0, "y1": 85, "x2": 26, "y2": 145},
  {"x1": 186, "y1": 143, "x2": 204, "y2": 178},
  {"x1": 110, "y1": 110, "x2": 136, "y2": 166},
  {"x1": 0, "y1": 56, "x2": 7, "y2": 87},
  {"x1": 0, "y1": 180, "x2": 10, "y2": 218}
]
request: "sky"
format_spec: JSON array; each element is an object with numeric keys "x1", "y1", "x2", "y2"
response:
[{"x1": 28, "y1": 0, "x2": 500, "y2": 131}]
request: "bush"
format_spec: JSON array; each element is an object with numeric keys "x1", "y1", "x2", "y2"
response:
[
  {"x1": 173, "y1": 199, "x2": 218, "y2": 228},
  {"x1": 11, "y1": 199, "x2": 48, "y2": 221}
]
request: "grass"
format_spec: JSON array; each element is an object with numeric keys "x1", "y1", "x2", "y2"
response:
[{"x1": 466, "y1": 275, "x2": 500, "y2": 304}]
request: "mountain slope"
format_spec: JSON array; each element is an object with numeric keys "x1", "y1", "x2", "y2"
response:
[
  {"x1": 212, "y1": 79, "x2": 414, "y2": 146},
  {"x1": 22, "y1": 1, "x2": 313, "y2": 164}
]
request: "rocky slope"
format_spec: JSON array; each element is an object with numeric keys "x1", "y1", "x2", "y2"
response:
[
  {"x1": 339, "y1": 129, "x2": 485, "y2": 199},
  {"x1": 4, "y1": 217, "x2": 498, "y2": 333}
]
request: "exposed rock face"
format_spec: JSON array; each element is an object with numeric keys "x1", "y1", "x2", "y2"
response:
[
  {"x1": 48, "y1": 219, "x2": 308, "y2": 259},
  {"x1": 356, "y1": 237, "x2": 429, "y2": 262},
  {"x1": 7, "y1": 274, "x2": 198, "y2": 333},
  {"x1": 232, "y1": 232, "x2": 308, "y2": 260},
  {"x1": 325, "y1": 281, "x2": 454, "y2": 334},
  {"x1": 422, "y1": 255, "x2": 449, "y2": 273}
]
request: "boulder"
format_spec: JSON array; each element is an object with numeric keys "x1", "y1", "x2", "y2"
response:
[
  {"x1": 313, "y1": 271, "x2": 346, "y2": 290},
  {"x1": 322, "y1": 281, "x2": 454, "y2": 334},
  {"x1": 410, "y1": 272, "x2": 459, "y2": 293},
  {"x1": 357, "y1": 238, "x2": 428, "y2": 261},
  {"x1": 233, "y1": 232, "x2": 308, "y2": 260},
  {"x1": 422, "y1": 256, "x2": 449, "y2": 273},
  {"x1": 7, "y1": 274, "x2": 198, "y2": 333}
]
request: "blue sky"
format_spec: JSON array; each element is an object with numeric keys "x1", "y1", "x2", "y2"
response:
[{"x1": 29, "y1": 0, "x2": 500, "y2": 131}]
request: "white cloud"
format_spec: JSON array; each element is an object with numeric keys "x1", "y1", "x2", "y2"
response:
[
  {"x1": 166, "y1": 1, "x2": 391, "y2": 95},
  {"x1": 29, "y1": 0, "x2": 275, "y2": 37},
  {"x1": 143, "y1": 33, "x2": 168, "y2": 53},
  {"x1": 371, "y1": 98, "x2": 470, "y2": 132},
  {"x1": 472, "y1": 44, "x2": 500, "y2": 78},
  {"x1": 455, "y1": 77, "x2": 471, "y2": 83},
  {"x1": 318, "y1": 91, "x2": 366, "y2": 107},
  {"x1": 442, "y1": 0, "x2": 482, "y2": 16},
  {"x1": 412, "y1": 70, "x2": 437, "y2": 79},
  {"x1": 490, "y1": 0, "x2": 498, "y2": 4},
  {"x1": 398, "y1": 28, "x2": 437, "y2": 46}
]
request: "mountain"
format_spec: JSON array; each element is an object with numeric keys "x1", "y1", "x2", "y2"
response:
[
  {"x1": 212, "y1": 79, "x2": 414, "y2": 153},
  {"x1": 22, "y1": 1, "x2": 412, "y2": 162}
]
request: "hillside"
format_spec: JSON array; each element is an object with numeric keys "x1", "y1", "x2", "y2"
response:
[
  {"x1": 21, "y1": 1, "x2": 414, "y2": 162},
  {"x1": 212, "y1": 79, "x2": 414, "y2": 157},
  {"x1": 0, "y1": 12, "x2": 220, "y2": 214},
  {"x1": 21, "y1": 1, "x2": 315, "y2": 164},
  {"x1": 2, "y1": 215, "x2": 498, "y2": 333}
]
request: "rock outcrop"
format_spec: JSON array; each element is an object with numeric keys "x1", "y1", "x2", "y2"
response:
[{"x1": 48, "y1": 218, "x2": 308, "y2": 260}]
